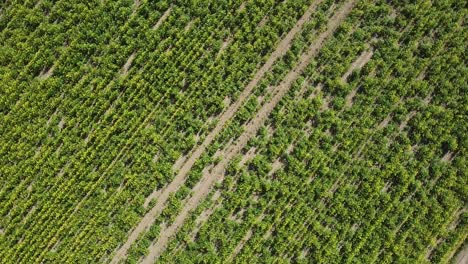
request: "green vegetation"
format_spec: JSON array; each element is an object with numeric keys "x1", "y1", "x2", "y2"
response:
[{"x1": 0, "y1": 0, "x2": 466, "y2": 263}]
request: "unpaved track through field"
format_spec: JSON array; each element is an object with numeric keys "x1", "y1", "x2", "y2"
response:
[
  {"x1": 453, "y1": 241, "x2": 468, "y2": 264},
  {"x1": 109, "y1": 1, "x2": 325, "y2": 262},
  {"x1": 121, "y1": 52, "x2": 136, "y2": 75},
  {"x1": 38, "y1": 65, "x2": 55, "y2": 80},
  {"x1": 341, "y1": 50, "x2": 373, "y2": 82},
  {"x1": 153, "y1": 8, "x2": 172, "y2": 30},
  {"x1": 142, "y1": 1, "x2": 357, "y2": 262}
]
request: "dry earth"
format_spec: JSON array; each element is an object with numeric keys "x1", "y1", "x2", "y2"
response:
[{"x1": 153, "y1": 8, "x2": 172, "y2": 30}]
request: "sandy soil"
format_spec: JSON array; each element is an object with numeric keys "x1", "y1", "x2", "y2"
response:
[
  {"x1": 58, "y1": 117, "x2": 65, "y2": 130},
  {"x1": 153, "y1": 8, "x2": 172, "y2": 30},
  {"x1": 133, "y1": 0, "x2": 140, "y2": 12},
  {"x1": 399, "y1": 111, "x2": 416, "y2": 131},
  {"x1": 184, "y1": 20, "x2": 195, "y2": 32},
  {"x1": 257, "y1": 16, "x2": 269, "y2": 28},
  {"x1": 237, "y1": 2, "x2": 246, "y2": 12},
  {"x1": 378, "y1": 114, "x2": 391, "y2": 129},
  {"x1": 217, "y1": 38, "x2": 232, "y2": 58},
  {"x1": 121, "y1": 52, "x2": 136, "y2": 76},
  {"x1": 46, "y1": 109, "x2": 58, "y2": 127},
  {"x1": 238, "y1": 148, "x2": 257, "y2": 167},
  {"x1": 38, "y1": 65, "x2": 55, "y2": 80},
  {"x1": 228, "y1": 229, "x2": 252, "y2": 261},
  {"x1": 268, "y1": 159, "x2": 283, "y2": 177},
  {"x1": 341, "y1": 50, "x2": 373, "y2": 82},
  {"x1": 442, "y1": 151, "x2": 454, "y2": 162},
  {"x1": 454, "y1": 244, "x2": 468, "y2": 264}
]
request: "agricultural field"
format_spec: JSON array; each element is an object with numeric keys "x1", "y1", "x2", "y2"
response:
[{"x1": 0, "y1": 0, "x2": 466, "y2": 263}]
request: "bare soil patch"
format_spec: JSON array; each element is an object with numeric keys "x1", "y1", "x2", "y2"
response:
[
  {"x1": 268, "y1": 159, "x2": 283, "y2": 177},
  {"x1": 133, "y1": 0, "x2": 140, "y2": 12},
  {"x1": 46, "y1": 109, "x2": 58, "y2": 127},
  {"x1": 188, "y1": 201, "x2": 221, "y2": 242},
  {"x1": 442, "y1": 151, "x2": 454, "y2": 162},
  {"x1": 217, "y1": 38, "x2": 232, "y2": 58},
  {"x1": 38, "y1": 65, "x2": 55, "y2": 80},
  {"x1": 237, "y1": 2, "x2": 246, "y2": 12},
  {"x1": 58, "y1": 117, "x2": 65, "y2": 130},
  {"x1": 378, "y1": 114, "x2": 391, "y2": 129},
  {"x1": 153, "y1": 8, "x2": 172, "y2": 30},
  {"x1": 184, "y1": 20, "x2": 195, "y2": 32},
  {"x1": 454, "y1": 244, "x2": 468, "y2": 264},
  {"x1": 257, "y1": 16, "x2": 269, "y2": 28},
  {"x1": 238, "y1": 148, "x2": 256, "y2": 167},
  {"x1": 144, "y1": 154, "x2": 187, "y2": 208},
  {"x1": 399, "y1": 111, "x2": 416, "y2": 132},
  {"x1": 228, "y1": 229, "x2": 252, "y2": 261},
  {"x1": 341, "y1": 50, "x2": 373, "y2": 82}
]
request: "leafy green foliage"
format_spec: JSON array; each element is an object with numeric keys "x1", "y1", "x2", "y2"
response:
[{"x1": 0, "y1": 0, "x2": 465, "y2": 263}]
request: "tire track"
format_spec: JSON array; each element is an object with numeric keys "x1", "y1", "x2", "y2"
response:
[
  {"x1": 109, "y1": 1, "x2": 326, "y2": 262},
  {"x1": 141, "y1": 1, "x2": 357, "y2": 262}
]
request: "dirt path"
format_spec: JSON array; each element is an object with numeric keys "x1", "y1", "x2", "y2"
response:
[
  {"x1": 166, "y1": 191, "x2": 223, "y2": 253},
  {"x1": 237, "y1": 2, "x2": 247, "y2": 12},
  {"x1": 454, "y1": 243, "x2": 468, "y2": 264},
  {"x1": 217, "y1": 37, "x2": 232, "y2": 58},
  {"x1": 399, "y1": 111, "x2": 416, "y2": 131},
  {"x1": 341, "y1": 50, "x2": 373, "y2": 82},
  {"x1": 238, "y1": 147, "x2": 257, "y2": 167},
  {"x1": 38, "y1": 65, "x2": 55, "y2": 80},
  {"x1": 121, "y1": 52, "x2": 136, "y2": 76},
  {"x1": 268, "y1": 159, "x2": 283, "y2": 177},
  {"x1": 109, "y1": 1, "x2": 326, "y2": 262},
  {"x1": 153, "y1": 8, "x2": 172, "y2": 30},
  {"x1": 141, "y1": 1, "x2": 357, "y2": 262},
  {"x1": 133, "y1": 0, "x2": 140, "y2": 12}
]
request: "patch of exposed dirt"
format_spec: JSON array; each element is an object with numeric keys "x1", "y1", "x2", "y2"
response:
[
  {"x1": 217, "y1": 38, "x2": 232, "y2": 58},
  {"x1": 121, "y1": 52, "x2": 136, "y2": 76},
  {"x1": 153, "y1": 8, "x2": 172, "y2": 30},
  {"x1": 453, "y1": 244, "x2": 468, "y2": 264},
  {"x1": 238, "y1": 148, "x2": 256, "y2": 167},
  {"x1": 257, "y1": 16, "x2": 269, "y2": 28},
  {"x1": 341, "y1": 50, "x2": 373, "y2": 82},
  {"x1": 38, "y1": 65, "x2": 55, "y2": 80}
]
